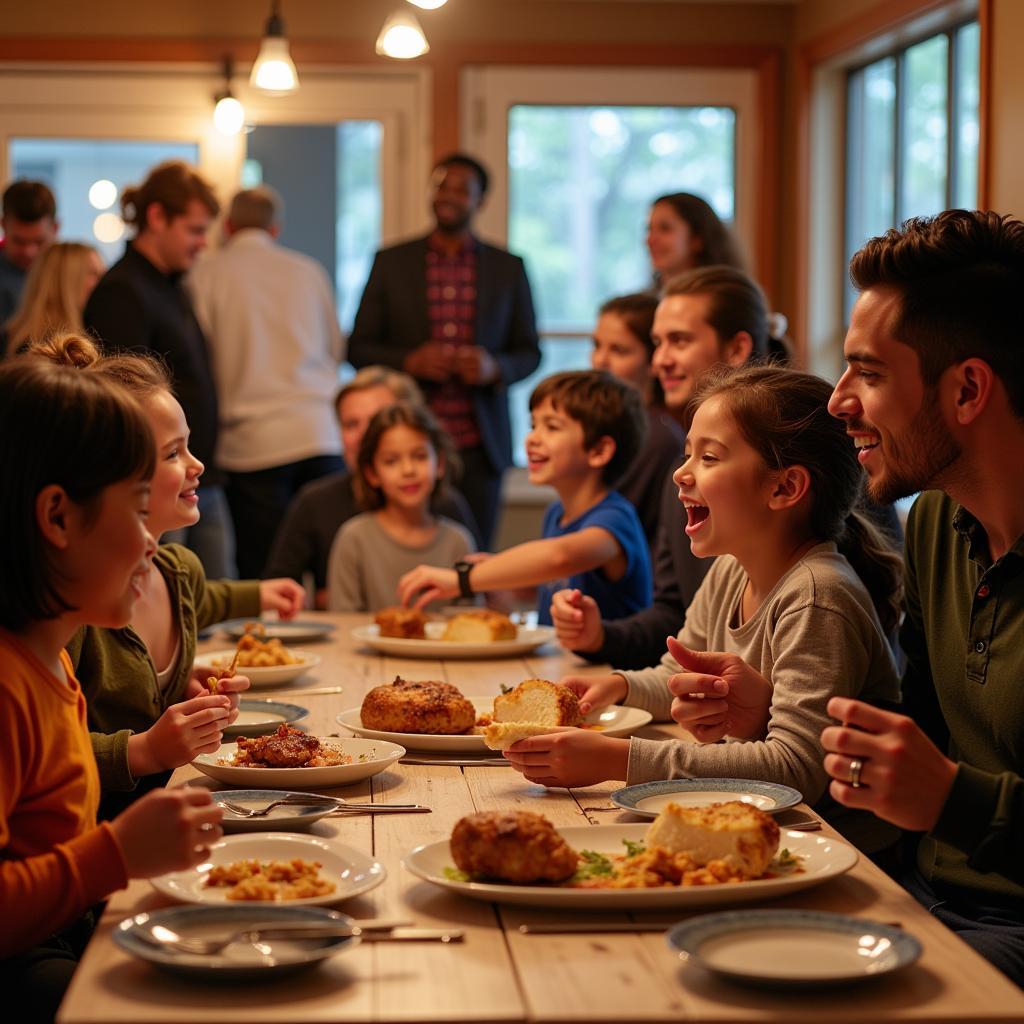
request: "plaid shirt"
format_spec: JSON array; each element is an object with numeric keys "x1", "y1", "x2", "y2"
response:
[{"x1": 425, "y1": 234, "x2": 481, "y2": 450}]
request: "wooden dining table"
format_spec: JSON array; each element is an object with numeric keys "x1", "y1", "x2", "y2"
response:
[{"x1": 58, "y1": 611, "x2": 1024, "y2": 1024}]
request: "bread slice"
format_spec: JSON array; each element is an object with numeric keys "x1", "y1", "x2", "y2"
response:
[
  {"x1": 443, "y1": 610, "x2": 516, "y2": 643},
  {"x1": 493, "y1": 678, "x2": 581, "y2": 727},
  {"x1": 482, "y1": 722, "x2": 566, "y2": 750},
  {"x1": 644, "y1": 800, "x2": 780, "y2": 878}
]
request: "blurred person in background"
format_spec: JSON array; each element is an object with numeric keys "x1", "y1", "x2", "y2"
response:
[
  {"x1": 590, "y1": 292, "x2": 683, "y2": 549},
  {"x1": 2, "y1": 242, "x2": 103, "y2": 357},
  {"x1": 348, "y1": 153, "x2": 540, "y2": 549},
  {"x1": 189, "y1": 185, "x2": 345, "y2": 579},
  {"x1": 646, "y1": 192, "x2": 744, "y2": 291},
  {"x1": 84, "y1": 160, "x2": 234, "y2": 578},
  {"x1": 0, "y1": 180, "x2": 58, "y2": 326}
]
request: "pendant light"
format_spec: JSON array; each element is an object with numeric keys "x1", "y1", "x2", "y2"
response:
[
  {"x1": 250, "y1": 1, "x2": 300, "y2": 94},
  {"x1": 407, "y1": 0, "x2": 448, "y2": 8},
  {"x1": 213, "y1": 58, "x2": 246, "y2": 135},
  {"x1": 376, "y1": 9, "x2": 430, "y2": 60}
]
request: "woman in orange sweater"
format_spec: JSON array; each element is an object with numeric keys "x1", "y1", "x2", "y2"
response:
[{"x1": 0, "y1": 357, "x2": 223, "y2": 1023}]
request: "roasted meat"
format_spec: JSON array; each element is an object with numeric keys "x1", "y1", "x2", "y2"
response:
[
  {"x1": 360, "y1": 677, "x2": 476, "y2": 734},
  {"x1": 236, "y1": 724, "x2": 322, "y2": 767},
  {"x1": 450, "y1": 810, "x2": 579, "y2": 883}
]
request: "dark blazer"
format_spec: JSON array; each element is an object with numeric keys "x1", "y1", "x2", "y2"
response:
[
  {"x1": 84, "y1": 245, "x2": 222, "y2": 485},
  {"x1": 347, "y1": 235, "x2": 541, "y2": 471}
]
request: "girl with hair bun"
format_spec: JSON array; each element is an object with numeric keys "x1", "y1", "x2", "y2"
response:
[
  {"x1": 28, "y1": 333, "x2": 304, "y2": 819},
  {"x1": 0, "y1": 355, "x2": 223, "y2": 1015}
]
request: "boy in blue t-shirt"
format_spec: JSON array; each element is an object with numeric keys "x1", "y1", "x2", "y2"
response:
[{"x1": 397, "y1": 370, "x2": 652, "y2": 622}]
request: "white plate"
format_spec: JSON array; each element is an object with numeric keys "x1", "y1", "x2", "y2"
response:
[
  {"x1": 667, "y1": 910, "x2": 922, "y2": 987},
  {"x1": 217, "y1": 618, "x2": 337, "y2": 643},
  {"x1": 223, "y1": 700, "x2": 309, "y2": 739},
  {"x1": 404, "y1": 825, "x2": 857, "y2": 909},
  {"x1": 336, "y1": 697, "x2": 652, "y2": 752},
  {"x1": 192, "y1": 737, "x2": 405, "y2": 788},
  {"x1": 212, "y1": 789, "x2": 340, "y2": 833},
  {"x1": 152, "y1": 833, "x2": 385, "y2": 906},
  {"x1": 196, "y1": 649, "x2": 321, "y2": 688},
  {"x1": 611, "y1": 779, "x2": 803, "y2": 819},
  {"x1": 115, "y1": 905, "x2": 359, "y2": 978},
  {"x1": 351, "y1": 622, "x2": 556, "y2": 659}
]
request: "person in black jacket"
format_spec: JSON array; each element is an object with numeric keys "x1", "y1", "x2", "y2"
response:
[
  {"x1": 347, "y1": 153, "x2": 540, "y2": 547},
  {"x1": 84, "y1": 160, "x2": 235, "y2": 578}
]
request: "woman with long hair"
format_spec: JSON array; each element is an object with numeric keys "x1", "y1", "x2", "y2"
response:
[{"x1": 2, "y1": 242, "x2": 103, "y2": 356}]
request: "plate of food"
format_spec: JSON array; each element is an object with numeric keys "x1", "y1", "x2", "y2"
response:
[
  {"x1": 197, "y1": 646, "x2": 321, "y2": 688},
  {"x1": 223, "y1": 700, "x2": 309, "y2": 739},
  {"x1": 352, "y1": 607, "x2": 555, "y2": 659},
  {"x1": 192, "y1": 730, "x2": 405, "y2": 788},
  {"x1": 336, "y1": 677, "x2": 652, "y2": 752},
  {"x1": 666, "y1": 909, "x2": 922, "y2": 988},
  {"x1": 404, "y1": 802, "x2": 857, "y2": 910},
  {"x1": 212, "y1": 789, "x2": 341, "y2": 833},
  {"x1": 216, "y1": 618, "x2": 337, "y2": 644},
  {"x1": 610, "y1": 779, "x2": 803, "y2": 819},
  {"x1": 152, "y1": 833, "x2": 385, "y2": 906},
  {"x1": 114, "y1": 904, "x2": 361, "y2": 978}
]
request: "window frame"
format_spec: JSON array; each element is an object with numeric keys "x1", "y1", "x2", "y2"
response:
[{"x1": 843, "y1": 18, "x2": 980, "y2": 320}]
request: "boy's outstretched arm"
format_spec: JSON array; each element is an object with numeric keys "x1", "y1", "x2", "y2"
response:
[{"x1": 398, "y1": 528, "x2": 622, "y2": 608}]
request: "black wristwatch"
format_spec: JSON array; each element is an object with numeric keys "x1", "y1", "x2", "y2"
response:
[{"x1": 454, "y1": 559, "x2": 475, "y2": 600}]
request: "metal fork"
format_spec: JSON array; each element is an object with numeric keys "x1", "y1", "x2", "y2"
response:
[
  {"x1": 218, "y1": 796, "x2": 428, "y2": 817},
  {"x1": 136, "y1": 920, "x2": 461, "y2": 955}
]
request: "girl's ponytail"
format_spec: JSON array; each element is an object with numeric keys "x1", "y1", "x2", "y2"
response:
[{"x1": 837, "y1": 509, "x2": 903, "y2": 636}]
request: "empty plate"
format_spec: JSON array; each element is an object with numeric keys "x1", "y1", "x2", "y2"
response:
[
  {"x1": 223, "y1": 700, "x2": 309, "y2": 739},
  {"x1": 610, "y1": 778, "x2": 802, "y2": 819},
  {"x1": 216, "y1": 618, "x2": 337, "y2": 643},
  {"x1": 667, "y1": 909, "x2": 921, "y2": 987},
  {"x1": 212, "y1": 789, "x2": 339, "y2": 832},
  {"x1": 115, "y1": 904, "x2": 358, "y2": 978}
]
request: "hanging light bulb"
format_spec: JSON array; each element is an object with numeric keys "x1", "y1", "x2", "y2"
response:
[
  {"x1": 376, "y1": 9, "x2": 430, "y2": 60},
  {"x1": 407, "y1": 0, "x2": 447, "y2": 8},
  {"x1": 213, "y1": 58, "x2": 246, "y2": 135},
  {"x1": 250, "y1": 1, "x2": 300, "y2": 93}
]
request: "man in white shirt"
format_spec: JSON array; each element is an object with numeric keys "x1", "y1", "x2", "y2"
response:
[{"x1": 189, "y1": 186, "x2": 345, "y2": 577}]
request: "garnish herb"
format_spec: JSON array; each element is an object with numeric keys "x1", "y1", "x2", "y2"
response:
[
  {"x1": 622, "y1": 839, "x2": 646, "y2": 857},
  {"x1": 443, "y1": 866, "x2": 470, "y2": 882}
]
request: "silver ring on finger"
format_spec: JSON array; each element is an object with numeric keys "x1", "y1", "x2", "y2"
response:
[{"x1": 847, "y1": 757, "x2": 864, "y2": 789}]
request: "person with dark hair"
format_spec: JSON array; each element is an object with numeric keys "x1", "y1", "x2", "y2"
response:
[
  {"x1": 552, "y1": 265, "x2": 766, "y2": 668},
  {"x1": 264, "y1": 366, "x2": 479, "y2": 608},
  {"x1": 347, "y1": 152, "x2": 540, "y2": 548},
  {"x1": 503, "y1": 366, "x2": 901, "y2": 857},
  {"x1": 591, "y1": 292, "x2": 683, "y2": 548},
  {"x1": 0, "y1": 354, "x2": 223, "y2": 1022},
  {"x1": 188, "y1": 185, "x2": 346, "y2": 578},
  {"x1": 326, "y1": 401, "x2": 475, "y2": 613},
  {"x1": 675, "y1": 210, "x2": 1024, "y2": 986},
  {"x1": 0, "y1": 179, "x2": 58, "y2": 324},
  {"x1": 818, "y1": 209, "x2": 1024, "y2": 985},
  {"x1": 647, "y1": 192, "x2": 743, "y2": 286},
  {"x1": 397, "y1": 369, "x2": 651, "y2": 626},
  {"x1": 83, "y1": 160, "x2": 234, "y2": 579}
]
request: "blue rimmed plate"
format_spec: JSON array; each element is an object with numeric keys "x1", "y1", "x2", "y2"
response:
[
  {"x1": 216, "y1": 617, "x2": 336, "y2": 644},
  {"x1": 611, "y1": 778, "x2": 802, "y2": 819},
  {"x1": 115, "y1": 904, "x2": 358, "y2": 978},
  {"x1": 667, "y1": 910, "x2": 922, "y2": 988},
  {"x1": 223, "y1": 700, "x2": 309, "y2": 739},
  {"x1": 211, "y1": 789, "x2": 338, "y2": 833}
]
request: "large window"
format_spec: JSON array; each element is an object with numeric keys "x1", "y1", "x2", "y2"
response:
[
  {"x1": 9, "y1": 138, "x2": 199, "y2": 265},
  {"x1": 844, "y1": 21, "x2": 980, "y2": 319},
  {"x1": 504, "y1": 103, "x2": 737, "y2": 465}
]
